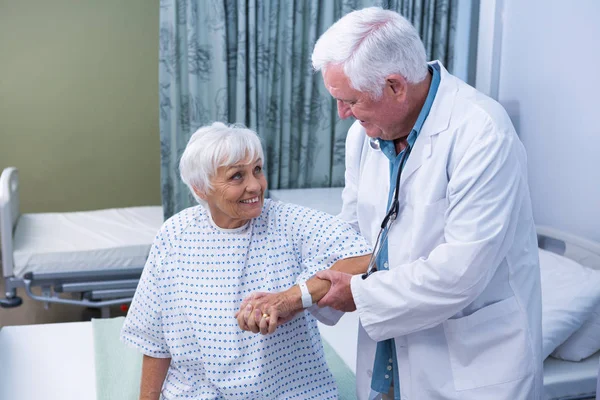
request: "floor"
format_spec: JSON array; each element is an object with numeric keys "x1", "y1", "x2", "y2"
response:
[{"x1": 0, "y1": 278, "x2": 126, "y2": 327}]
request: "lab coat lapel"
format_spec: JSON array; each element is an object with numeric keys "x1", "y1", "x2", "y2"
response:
[{"x1": 400, "y1": 61, "x2": 457, "y2": 186}]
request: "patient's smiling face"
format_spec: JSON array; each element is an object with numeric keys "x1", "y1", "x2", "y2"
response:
[{"x1": 197, "y1": 156, "x2": 267, "y2": 229}]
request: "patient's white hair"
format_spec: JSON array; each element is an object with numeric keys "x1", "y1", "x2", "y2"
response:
[
  {"x1": 179, "y1": 122, "x2": 264, "y2": 205},
  {"x1": 312, "y1": 7, "x2": 428, "y2": 99}
]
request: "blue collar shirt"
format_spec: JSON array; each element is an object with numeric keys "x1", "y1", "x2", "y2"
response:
[{"x1": 370, "y1": 64, "x2": 441, "y2": 399}]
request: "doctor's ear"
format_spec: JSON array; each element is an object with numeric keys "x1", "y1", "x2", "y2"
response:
[{"x1": 386, "y1": 74, "x2": 407, "y2": 98}]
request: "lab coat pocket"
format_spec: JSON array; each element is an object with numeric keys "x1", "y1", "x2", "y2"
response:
[{"x1": 443, "y1": 296, "x2": 533, "y2": 391}]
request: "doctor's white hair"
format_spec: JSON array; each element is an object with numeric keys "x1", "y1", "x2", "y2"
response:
[
  {"x1": 179, "y1": 122, "x2": 265, "y2": 205},
  {"x1": 312, "y1": 7, "x2": 428, "y2": 99}
]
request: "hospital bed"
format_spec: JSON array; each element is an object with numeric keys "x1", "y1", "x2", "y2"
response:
[{"x1": 0, "y1": 167, "x2": 164, "y2": 316}]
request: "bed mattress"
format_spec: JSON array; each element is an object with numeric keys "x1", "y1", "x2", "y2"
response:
[
  {"x1": 12, "y1": 206, "x2": 164, "y2": 277},
  {"x1": 543, "y1": 352, "x2": 599, "y2": 399},
  {"x1": 269, "y1": 187, "x2": 344, "y2": 216},
  {"x1": 0, "y1": 321, "x2": 96, "y2": 400}
]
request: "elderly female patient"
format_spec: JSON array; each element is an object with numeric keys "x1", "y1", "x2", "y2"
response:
[{"x1": 121, "y1": 122, "x2": 370, "y2": 399}]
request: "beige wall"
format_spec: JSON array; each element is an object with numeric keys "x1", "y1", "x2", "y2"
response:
[{"x1": 0, "y1": 0, "x2": 161, "y2": 213}]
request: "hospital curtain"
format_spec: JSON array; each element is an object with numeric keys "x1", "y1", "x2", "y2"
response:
[{"x1": 158, "y1": 0, "x2": 458, "y2": 218}]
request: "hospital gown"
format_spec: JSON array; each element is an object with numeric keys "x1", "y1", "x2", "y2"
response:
[{"x1": 121, "y1": 199, "x2": 370, "y2": 399}]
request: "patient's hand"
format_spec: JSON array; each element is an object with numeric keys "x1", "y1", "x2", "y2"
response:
[{"x1": 235, "y1": 291, "x2": 301, "y2": 335}]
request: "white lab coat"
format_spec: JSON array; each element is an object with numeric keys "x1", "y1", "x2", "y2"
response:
[{"x1": 339, "y1": 62, "x2": 543, "y2": 400}]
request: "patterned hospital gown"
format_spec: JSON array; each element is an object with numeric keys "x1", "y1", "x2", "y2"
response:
[{"x1": 121, "y1": 199, "x2": 371, "y2": 399}]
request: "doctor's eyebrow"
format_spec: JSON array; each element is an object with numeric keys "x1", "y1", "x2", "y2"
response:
[{"x1": 336, "y1": 98, "x2": 357, "y2": 105}]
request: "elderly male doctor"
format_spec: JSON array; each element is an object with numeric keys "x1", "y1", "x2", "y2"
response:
[{"x1": 309, "y1": 7, "x2": 543, "y2": 400}]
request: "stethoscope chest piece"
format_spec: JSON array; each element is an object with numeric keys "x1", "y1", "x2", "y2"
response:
[{"x1": 369, "y1": 138, "x2": 381, "y2": 150}]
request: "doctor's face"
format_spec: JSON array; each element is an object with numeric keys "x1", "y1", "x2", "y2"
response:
[
  {"x1": 198, "y1": 156, "x2": 267, "y2": 229},
  {"x1": 323, "y1": 64, "x2": 407, "y2": 141}
]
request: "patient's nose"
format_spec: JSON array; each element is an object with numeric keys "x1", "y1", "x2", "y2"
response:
[{"x1": 246, "y1": 175, "x2": 261, "y2": 192}]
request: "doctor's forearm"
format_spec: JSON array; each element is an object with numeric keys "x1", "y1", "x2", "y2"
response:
[
  {"x1": 285, "y1": 254, "x2": 371, "y2": 309},
  {"x1": 139, "y1": 355, "x2": 170, "y2": 400},
  {"x1": 309, "y1": 254, "x2": 370, "y2": 303},
  {"x1": 330, "y1": 254, "x2": 371, "y2": 274}
]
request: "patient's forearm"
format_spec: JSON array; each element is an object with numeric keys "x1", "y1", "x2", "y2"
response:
[{"x1": 139, "y1": 355, "x2": 170, "y2": 400}]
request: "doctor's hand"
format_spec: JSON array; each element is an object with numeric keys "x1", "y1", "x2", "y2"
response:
[
  {"x1": 315, "y1": 270, "x2": 356, "y2": 312},
  {"x1": 235, "y1": 292, "x2": 300, "y2": 335}
]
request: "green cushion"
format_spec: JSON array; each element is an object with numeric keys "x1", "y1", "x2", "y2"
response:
[
  {"x1": 92, "y1": 317, "x2": 141, "y2": 400},
  {"x1": 322, "y1": 338, "x2": 358, "y2": 400}
]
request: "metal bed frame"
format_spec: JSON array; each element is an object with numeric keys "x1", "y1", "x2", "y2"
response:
[{"x1": 0, "y1": 167, "x2": 147, "y2": 317}]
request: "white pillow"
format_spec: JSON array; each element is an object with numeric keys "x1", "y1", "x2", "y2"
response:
[
  {"x1": 551, "y1": 306, "x2": 600, "y2": 361},
  {"x1": 540, "y1": 248, "x2": 600, "y2": 359}
]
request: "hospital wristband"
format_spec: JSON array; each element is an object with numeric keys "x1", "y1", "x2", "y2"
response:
[{"x1": 299, "y1": 281, "x2": 313, "y2": 309}]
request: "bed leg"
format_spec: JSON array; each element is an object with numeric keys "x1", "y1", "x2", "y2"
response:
[
  {"x1": 0, "y1": 282, "x2": 22, "y2": 308},
  {"x1": 101, "y1": 306, "x2": 111, "y2": 318},
  {"x1": 0, "y1": 291, "x2": 22, "y2": 308},
  {"x1": 42, "y1": 286, "x2": 51, "y2": 310}
]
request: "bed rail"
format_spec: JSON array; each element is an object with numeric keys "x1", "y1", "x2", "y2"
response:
[
  {"x1": 55, "y1": 279, "x2": 139, "y2": 293},
  {"x1": 22, "y1": 279, "x2": 134, "y2": 309},
  {"x1": 0, "y1": 167, "x2": 22, "y2": 307},
  {"x1": 17, "y1": 268, "x2": 143, "y2": 313},
  {"x1": 0, "y1": 167, "x2": 19, "y2": 279},
  {"x1": 537, "y1": 225, "x2": 600, "y2": 270}
]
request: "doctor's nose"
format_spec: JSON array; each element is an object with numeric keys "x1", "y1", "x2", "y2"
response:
[{"x1": 337, "y1": 100, "x2": 353, "y2": 119}]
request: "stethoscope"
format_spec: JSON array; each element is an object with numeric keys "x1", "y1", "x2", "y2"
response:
[{"x1": 361, "y1": 137, "x2": 413, "y2": 280}]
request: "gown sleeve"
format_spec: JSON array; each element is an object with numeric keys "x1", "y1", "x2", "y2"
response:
[
  {"x1": 275, "y1": 201, "x2": 372, "y2": 325},
  {"x1": 120, "y1": 226, "x2": 171, "y2": 358}
]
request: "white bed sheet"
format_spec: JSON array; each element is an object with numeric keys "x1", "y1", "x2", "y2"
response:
[
  {"x1": 0, "y1": 321, "x2": 96, "y2": 400},
  {"x1": 269, "y1": 188, "x2": 344, "y2": 216},
  {"x1": 12, "y1": 206, "x2": 164, "y2": 277}
]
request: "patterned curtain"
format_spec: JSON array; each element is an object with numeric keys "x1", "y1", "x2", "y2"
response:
[{"x1": 159, "y1": 0, "x2": 457, "y2": 218}]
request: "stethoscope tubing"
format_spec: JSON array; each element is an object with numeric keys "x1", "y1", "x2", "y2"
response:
[{"x1": 361, "y1": 139, "x2": 413, "y2": 280}]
